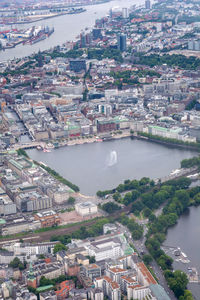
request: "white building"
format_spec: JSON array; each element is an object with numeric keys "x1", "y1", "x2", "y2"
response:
[
  {"x1": 4, "y1": 241, "x2": 57, "y2": 256},
  {"x1": 122, "y1": 8, "x2": 129, "y2": 19},
  {"x1": 95, "y1": 276, "x2": 121, "y2": 300},
  {"x1": 103, "y1": 223, "x2": 117, "y2": 234},
  {"x1": 127, "y1": 285, "x2": 151, "y2": 300},
  {"x1": 86, "y1": 238, "x2": 123, "y2": 261},
  {"x1": 75, "y1": 202, "x2": 98, "y2": 216}
]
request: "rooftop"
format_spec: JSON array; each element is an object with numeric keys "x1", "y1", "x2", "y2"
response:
[{"x1": 150, "y1": 284, "x2": 171, "y2": 300}]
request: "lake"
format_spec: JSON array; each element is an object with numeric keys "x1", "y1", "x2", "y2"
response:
[{"x1": 27, "y1": 138, "x2": 197, "y2": 195}]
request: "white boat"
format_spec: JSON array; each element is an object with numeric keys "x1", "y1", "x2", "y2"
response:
[{"x1": 43, "y1": 149, "x2": 51, "y2": 153}]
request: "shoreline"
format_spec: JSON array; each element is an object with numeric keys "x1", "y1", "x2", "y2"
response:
[
  {"x1": 0, "y1": 0, "x2": 111, "y2": 14},
  {"x1": 6, "y1": 9, "x2": 87, "y2": 26},
  {"x1": 0, "y1": 0, "x2": 124, "y2": 61},
  {"x1": 52, "y1": 132, "x2": 199, "y2": 152},
  {"x1": 15, "y1": 131, "x2": 200, "y2": 152},
  {"x1": 134, "y1": 134, "x2": 199, "y2": 152},
  {"x1": 0, "y1": 0, "x2": 111, "y2": 26}
]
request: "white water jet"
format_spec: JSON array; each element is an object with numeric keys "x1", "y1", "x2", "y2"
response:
[{"x1": 108, "y1": 150, "x2": 117, "y2": 167}]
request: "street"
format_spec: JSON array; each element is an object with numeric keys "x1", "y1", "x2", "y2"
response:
[{"x1": 118, "y1": 223, "x2": 177, "y2": 300}]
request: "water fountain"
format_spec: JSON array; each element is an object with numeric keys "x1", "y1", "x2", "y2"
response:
[{"x1": 108, "y1": 150, "x2": 117, "y2": 167}]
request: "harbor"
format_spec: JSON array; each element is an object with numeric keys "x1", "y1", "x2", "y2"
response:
[
  {"x1": 0, "y1": 7, "x2": 86, "y2": 25},
  {"x1": 162, "y1": 245, "x2": 200, "y2": 284},
  {"x1": 0, "y1": 25, "x2": 54, "y2": 49}
]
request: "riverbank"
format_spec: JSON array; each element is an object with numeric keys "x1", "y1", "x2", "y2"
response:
[
  {"x1": 165, "y1": 206, "x2": 200, "y2": 298},
  {"x1": 6, "y1": 8, "x2": 87, "y2": 25},
  {"x1": 0, "y1": 0, "x2": 110, "y2": 13},
  {"x1": 134, "y1": 133, "x2": 200, "y2": 152},
  {"x1": 0, "y1": 0, "x2": 135, "y2": 61},
  {"x1": 60, "y1": 131, "x2": 131, "y2": 147}
]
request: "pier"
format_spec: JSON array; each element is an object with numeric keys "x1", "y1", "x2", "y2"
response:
[{"x1": 13, "y1": 141, "x2": 46, "y2": 150}]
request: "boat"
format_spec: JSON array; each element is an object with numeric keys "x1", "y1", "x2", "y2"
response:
[
  {"x1": 170, "y1": 169, "x2": 180, "y2": 176},
  {"x1": 43, "y1": 148, "x2": 51, "y2": 153},
  {"x1": 31, "y1": 34, "x2": 46, "y2": 44},
  {"x1": 46, "y1": 143, "x2": 54, "y2": 149}
]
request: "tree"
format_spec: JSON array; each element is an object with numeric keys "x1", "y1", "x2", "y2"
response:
[
  {"x1": 166, "y1": 270, "x2": 188, "y2": 298},
  {"x1": 53, "y1": 243, "x2": 67, "y2": 254},
  {"x1": 143, "y1": 254, "x2": 153, "y2": 265},
  {"x1": 194, "y1": 192, "x2": 200, "y2": 205},
  {"x1": 179, "y1": 290, "x2": 194, "y2": 300},
  {"x1": 9, "y1": 257, "x2": 26, "y2": 270},
  {"x1": 86, "y1": 256, "x2": 96, "y2": 263},
  {"x1": 101, "y1": 202, "x2": 120, "y2": 214},
  {"x1": 123, "y1": 192, "x2": 133, "y2": 205},
  {"x1": 113, "y1": 192, "x2": 121, "y2": 202},
  {"x1": 175, "y1": 190, "x2": 190, "y2": 209},
  {"x1": 148, "y1": 213, "x2": 156, "y2": 222},
  {"x1": 67, "y1": 197, "x2": 75, "y2": 205},
  {"x1": 143, "y1": 207, "x2": 152, "y2": 218},
  {"x1": 131, "y1": 190, "x2": 140, "y2": 201},
  {"x1": 40, "y1": 276, "x2": 53, "y2": 287}
]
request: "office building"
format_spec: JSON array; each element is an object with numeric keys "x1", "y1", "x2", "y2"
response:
[
  {"x1": 92, "y1": 28, "x2": 102, "y2": 40},
  {"x1": 80, "y1": 33, "x2": 86, "y2": 48},
  {"x1": 122, "y1": 8, "x2": 129, "y2": 19},
  {"x1": 188, "y1": 39, "x2": 200, "y2": 51},
  {"x1": 69, "y1": 59, "x2": 86, "y2": 72},
  {"x1": 86, "y1": 33, "x2": 92, "y2": 45},
  {"x1": 117, "y1": 34, "x2": 127, "y2": 52},
  {"x1": 75, "y1": 202, "x2": 98, "y2": 216},
  {"x1": 81, "y1": 264, "x2": 101, "y2": 280},
  {"x1": 145, "y1": 0, "x2": 151, "y2": 9}
]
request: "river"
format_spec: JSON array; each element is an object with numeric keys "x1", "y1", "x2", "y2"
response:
[
  {"x1": 1, "y1": 0, "x2": 140, "y2": 62},
  {"x1": 165, "y1": 206, "x2": 200, "y2": 300},
  {"x1": 27, "y1": 138, "x2": 197, "y2": 195}
]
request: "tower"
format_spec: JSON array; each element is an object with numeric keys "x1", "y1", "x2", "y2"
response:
[
  {"x1": 27, "y1": 261, "x2": 37, "y2": 289},
  {"x1": 122, "y1": 8, "x2": 129, "y2": 19},
  {"x1": 117, "y1": 34, "x2": 127, "y2": 52},
  {"x1": 109, "y1": 8, "x2": 113, "y2": 19},
  {"x1": 80, "y1": 33, "x2": 86, "y2": 48},
  {"x1": 145, "y1": 0, "x2": 151, "y2": 9}
]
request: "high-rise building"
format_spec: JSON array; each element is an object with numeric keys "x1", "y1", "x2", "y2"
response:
[
  {"x1": 109, "y1": 8, "x2": 113, "y2": 19},
  {"x1": 80, "y1": 33, "x2": 86, "y2": 48},
  {"x1": 92, "y1": 28, "x2": 102, "y2": 40},
  {"x1": 86, "y1": 33, "x2": 92, "y2": 45},
  {"x1": 188, "y1": 39, "x2": 200, "y2": 51},
  {"x1": 188, "y1": 40, "x2": 194, "y2": 50},
  {"x1": 122, "y1": 8, "x2": 129, "y2": 19},
  {"x1": 145, "y1": 0, "x2": 151, "y2": 9},
  {"x1": 117, "y1": 34, "x2": 127, "y2": 52},
  {"x1": 194, "y1": 40, "x2": 200, "y2": 51}
]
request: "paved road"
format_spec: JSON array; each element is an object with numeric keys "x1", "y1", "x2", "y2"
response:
[{"x1": 118, "y1": 223, "x2": 177, "y2": 300}]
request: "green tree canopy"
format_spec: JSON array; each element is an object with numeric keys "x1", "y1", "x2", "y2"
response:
[{"x1": 53, "y1": 243, "x2": 67, "y2": 254}]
